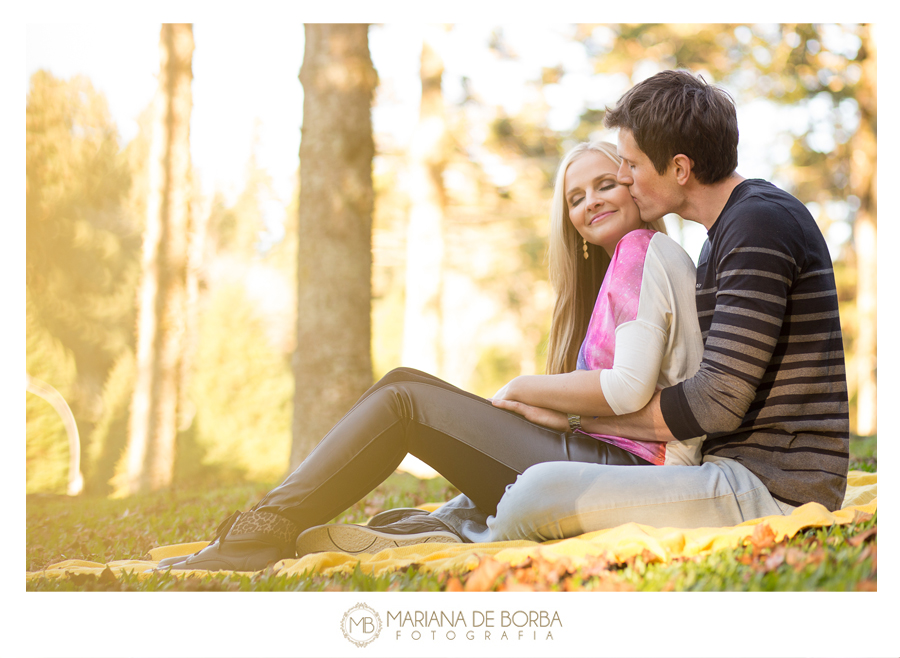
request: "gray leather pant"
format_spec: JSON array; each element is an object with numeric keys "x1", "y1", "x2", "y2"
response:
[{"x1": 257, "y1": 368, "x2": 649, "y2": 532}]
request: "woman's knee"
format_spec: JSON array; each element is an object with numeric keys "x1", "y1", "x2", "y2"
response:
[
  {"x1": 375, "y1": 367, "x2": 433, "y2": 388},
  {"x1": 490, "y1": 463, "x2": 574, "y2": 541}
]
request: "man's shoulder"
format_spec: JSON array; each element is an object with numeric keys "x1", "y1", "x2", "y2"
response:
[
  {"x1": 723, "y1": 179, "x2": 809, "y2": 221},
  {"x1": 713, "y1": 179, "x2": 817, "y2": 251}
]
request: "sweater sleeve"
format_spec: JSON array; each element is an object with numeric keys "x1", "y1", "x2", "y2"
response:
[
  {"x1": 660, "y1": 201, "x2": 802, "y2": 439},
  {"x1": 599, "y1": 235, "x2": 671, "y2": 415}
]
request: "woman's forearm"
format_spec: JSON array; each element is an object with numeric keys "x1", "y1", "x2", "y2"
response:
[{"x1": 499, "y1": 371, "x2": 616, "y2": 417}]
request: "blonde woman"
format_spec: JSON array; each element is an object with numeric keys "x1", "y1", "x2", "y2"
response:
[{"x1": 162, "y1": 141, "x2": 704, "y2": 572}]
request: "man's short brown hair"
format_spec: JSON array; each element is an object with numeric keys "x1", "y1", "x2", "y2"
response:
[{"x1": 604, "y1": 69, "x2": 738, "y2": 185}]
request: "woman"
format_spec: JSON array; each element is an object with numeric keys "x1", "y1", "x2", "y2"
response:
[{"x1": 162, "y1": 141, "x2": 703, "y2": 572}]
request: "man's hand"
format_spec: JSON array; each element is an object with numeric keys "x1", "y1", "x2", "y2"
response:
[{"x1": 491, "y1": 398, "x2": 569, "y2": 432}]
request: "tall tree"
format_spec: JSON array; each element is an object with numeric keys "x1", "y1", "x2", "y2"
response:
[
  {"x1": 120, "y1": 23, "x2": 195, "y2": 494},
  {"x1": 402, "y1": 31, "x2": 448, "y2": 375},
  {"x1": 290, "y1": 24, "x2": 377, "y2": 470},
  {"x1": 850, "y1": 24, "x2": 876, "y2": 435}
]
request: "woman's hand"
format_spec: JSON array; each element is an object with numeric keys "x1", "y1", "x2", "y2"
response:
[
  {"x1": 490, "y1": 398, "x2": 569, "y2": 432},
  {"x1": 491, "y1": 380, "x2": 513, "y2": 401}
]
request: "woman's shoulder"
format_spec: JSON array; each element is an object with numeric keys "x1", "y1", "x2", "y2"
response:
[
  {"x1": 618, "y1": 228, "x2": 656, "y2": 249},
  {"x1": 646, "y1": 231, "x2": 696, "y2": 270},
  {"x1": 611, "y1": 229, "x2": 655, "y2": 265}
]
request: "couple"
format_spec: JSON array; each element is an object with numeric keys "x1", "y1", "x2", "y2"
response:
[{"x1": 161, "y1": 69, "x2": 849, "y2": 572}]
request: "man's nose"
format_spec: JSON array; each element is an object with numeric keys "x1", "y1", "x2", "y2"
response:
[{"x1": 616, "y1": 161, "x2": 633, "y2": 186}]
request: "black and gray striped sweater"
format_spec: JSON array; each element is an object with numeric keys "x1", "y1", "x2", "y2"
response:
[{"x1": 660, "y1": 179, "x2": 849, "y2": 511}]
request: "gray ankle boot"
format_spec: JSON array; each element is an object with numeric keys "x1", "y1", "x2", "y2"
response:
[{"x1": 164, "y1": 509, "x2": 301, "y2": 572}]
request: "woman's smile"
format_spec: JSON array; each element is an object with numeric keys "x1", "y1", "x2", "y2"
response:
[
  {"x1": 590, "y1": 209, "x2": 616, "y2": 225},
  {"x1": 565, "y1": 151, "x2": 643, "y2": 256}
]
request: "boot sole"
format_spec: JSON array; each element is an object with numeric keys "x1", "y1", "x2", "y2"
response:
[
  {"x1": 366, "y1": 507, "x2": 430, "y2": 527},
  {"x1": 296, "y1": 524, "x2": 461, "y2": 557}
]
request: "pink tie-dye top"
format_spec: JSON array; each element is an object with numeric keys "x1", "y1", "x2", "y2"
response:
[{"x1": 575, "y1": 229, "x2": 667, "y2": 465}]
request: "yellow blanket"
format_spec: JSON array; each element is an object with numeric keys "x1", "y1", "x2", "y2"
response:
[{"x1": 26, "y1": 470, "x2": 877, "y2": 582}]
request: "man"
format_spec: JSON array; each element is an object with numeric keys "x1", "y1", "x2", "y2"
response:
[{"x1": 485, "y1": 69, "x2": 849, "y2": 539}]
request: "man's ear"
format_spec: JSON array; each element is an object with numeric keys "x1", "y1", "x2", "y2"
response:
[{"x1": 671, "y1": 154, "x2": 693, "y2": 186}]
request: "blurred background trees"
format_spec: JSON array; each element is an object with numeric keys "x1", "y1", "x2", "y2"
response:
[
  {"x1": 25, "y1": 23, "x2": 877, "y2": 494},
  {"x1": 26, "y1": 70, "x2": 140, "y2": 493}
]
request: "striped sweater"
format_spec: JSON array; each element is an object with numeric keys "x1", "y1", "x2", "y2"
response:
[{"x1": 660, "y1": 179, "x2": 849, "y2": 511}]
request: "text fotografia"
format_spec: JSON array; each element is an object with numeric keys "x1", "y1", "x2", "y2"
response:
[{"x1": 388, "y1": 610, "x2": 562, "y2": 641}]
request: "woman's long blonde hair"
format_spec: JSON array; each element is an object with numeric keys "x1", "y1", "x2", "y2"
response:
[{"x1": 544, "y1": 141, "x2": 667, "y2": 375}]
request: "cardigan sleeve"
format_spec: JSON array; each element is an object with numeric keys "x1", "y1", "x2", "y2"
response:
[{"x1": 599, "y1": 236, "x2": 673, "y2": 415}]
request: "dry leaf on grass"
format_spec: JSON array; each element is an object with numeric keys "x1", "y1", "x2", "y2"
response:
[
  {"x1": 749, "y1": 523, "x2": 777, "y2": 551},
  {"x1": 444, "y1": 576, "x2": 464, "y2": 592},
  {"x1": 847, "y1": 526, "x2": 877, "y2": 547},
  {"x1": 464, "y1": 556, "x2": 508, "y2": 592}
]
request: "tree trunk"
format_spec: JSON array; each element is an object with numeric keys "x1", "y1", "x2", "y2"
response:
[
  {"x1": 290, "y1": 24, "x2": 377, "y2": 470},
  {"x1": 120, "y1": 23, "x2": 194, "y2": 495},
  {"x1": 402, "y1": 34, "x2": 447, "y2": 375},
  {"x1": 852, "y1": 23, "x2": 877, "y2": 436}
]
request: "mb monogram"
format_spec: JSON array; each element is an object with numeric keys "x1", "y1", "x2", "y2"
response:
[{"x1": 341, "y1": 603, "x2": 383, "y2": 648}]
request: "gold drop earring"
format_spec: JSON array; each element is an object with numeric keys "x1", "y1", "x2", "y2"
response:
[{"x1": 583, "y1": 238, "x2": 589, "y2": 260}]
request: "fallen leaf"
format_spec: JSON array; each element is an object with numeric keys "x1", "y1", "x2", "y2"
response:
[
  {"x1": 99, "y1": 566, "x2": 118, "y2": 585},
  {"x1": 857, "y1": 545, "x2": 877, "y2": 573},
  {"x1": 445, "y1": 576, "x2": 464, "y2": 592},
  {"x1": 498, "y1": 580, "x2": 535, "y2": 592},
  {"x1": 764, "y1": 546, "x2": 786, "y2": 571},
  {"x1": 66, "y1": 572, "x2": 95, "y2": 587},
  {"x1": 785, "y1": 548, "x2": 810, "y2": 568},
  {"x1": 804, "y1": 548, "x2": 826, "y2": 566},
  {"x1": 640, "y1": 548, "x2": 663, "y2": 565},
  {"x1": 579, "y1": 554, "x2": 614, "y2": 576},
  {"x1": 464, "y1": 557, "x2": 508, "y2": 592},
  {"x1": 749, "y1": 523, "x2": 777, "y2": 551},
  {"x1": 847, "y1": 526, "x2": 877, "y2": 547},
  {"x1": 851, "y1": 510, "x2": 874, "y2": 525}
]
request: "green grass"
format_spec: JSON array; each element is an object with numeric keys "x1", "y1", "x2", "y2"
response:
[
  {"x1": 26, "y1": 438, "x2": 876, "y2": 591},
  {"x1": 26, "y1": 471, "x2": 460, "y2": 575}
]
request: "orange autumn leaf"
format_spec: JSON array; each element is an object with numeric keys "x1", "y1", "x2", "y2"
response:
[
  {"x1": 464, "y1": 557, "x2": 508, "y2": 592},
  {"x1": 445, "y1": 576, "x2": 464, "y2": 592},
  {"x1": 749, "y1": 523, "x2": 777, "y2": 551}
]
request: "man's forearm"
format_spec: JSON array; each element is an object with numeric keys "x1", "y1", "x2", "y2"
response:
[{"x1": 580, "y1": 390, "x2": 676, "y2": 443}]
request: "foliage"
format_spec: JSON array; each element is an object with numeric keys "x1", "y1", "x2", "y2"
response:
[
  {"x1": 848, "y1": 434, "x2": 876, "y2": 473},
  {"x1": 26, "y1": 70, "x2": 142, "y2": 493},
  {"x1": 188, "y1": 283, "x2": 294, "y2": 481},
  {"x1": 25, "y1": 297, "x2": 77, "y2": 494},
  {"x1": 26, "y1": 70, "x2": 141, "y2": 409}
]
